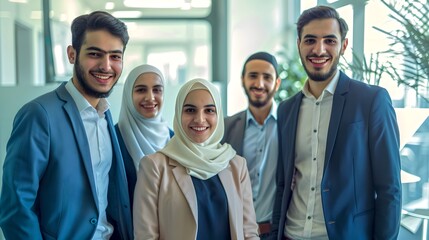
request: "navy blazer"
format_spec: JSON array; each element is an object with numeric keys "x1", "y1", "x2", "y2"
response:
[
  {"x1": 271, "y1": 72, "x2": 402, "y2": 240},
  {"x1": 0, "y1": 83, "x2": 133, "y2": 239}
]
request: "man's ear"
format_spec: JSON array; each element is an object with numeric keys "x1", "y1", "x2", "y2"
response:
[
  {"x1": 340, "y1": 38, "x2": 349, "y2": 55},
  {"x1": 275, "y1": 76, "x2": 281, "y2": 91},
  {"x1": 67, "y1": 45, "x2": 76, "y2": 64}
]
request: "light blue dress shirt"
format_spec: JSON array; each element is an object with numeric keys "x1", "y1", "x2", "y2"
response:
[
  {"x1": 242, "y1": 103, "x2": 278, "y2": 223},
  {"x1": 65, "y1": 80, "x2": 113, "y2": 239}
]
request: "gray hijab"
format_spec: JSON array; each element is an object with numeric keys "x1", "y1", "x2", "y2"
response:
[{"x1": 118, "y1": 64, "x2": 170, "y2": 170}]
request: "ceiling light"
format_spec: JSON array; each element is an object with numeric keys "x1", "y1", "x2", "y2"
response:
[
  {"x1": 112, "y1": 11, "x2": 142, "y2": 18},
  {"x1": 123, "y1": 0, "x2": 210, "y2": 9},
  {"x1": 105, "y1": 2, "x2": 115, "y2": 10},
  {"x1": 181, "y1": 2, "x2": 191, "y2": 10},
  {"x1": 124, "y1": 0, "x2": 181, "y2": 8},
  {"x1": 8, "y1": 0, "x2": 27, "y2": 3},
  {"x1": 191, "y1": 0, "x2": 211, "y2": 8}
]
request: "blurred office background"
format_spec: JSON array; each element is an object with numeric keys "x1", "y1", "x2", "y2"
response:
[{"x1": 1, "y1": 0, "x2": 429, "y2": 239}]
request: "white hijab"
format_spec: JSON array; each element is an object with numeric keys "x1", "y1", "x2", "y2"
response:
[
  {"x1": 160, "y1": 78, "x2": 236, "y2": 180},
  {"x1": 118, "y1": 64, "x2": 171, "y2": 171}
]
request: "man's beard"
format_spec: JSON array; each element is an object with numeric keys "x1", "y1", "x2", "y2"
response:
[
  {"x1": 301, "y1": 54, "x2": 340, "y2": 82},
  {"x1": 244, "y1": 86, "x2": 276, "y2": 108},
  {"x1": 74, "y1": 57, "x2": 116, "y2": 98}
]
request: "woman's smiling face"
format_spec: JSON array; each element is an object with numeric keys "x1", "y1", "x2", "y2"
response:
[
  {"x1": 132, "y1": 72, "x2": 164, "y2": 118},
  {"x1": 181, "y1": 89, "x2": 217, "y2": 143}
]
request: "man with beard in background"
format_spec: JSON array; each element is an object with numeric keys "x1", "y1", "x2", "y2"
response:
[
  {"x1": 270, "y1": 6, "x2": 401, "y2": 240},
  {"x1": 0, "y1": 11, "x2": 133, "y2": 239},
  {"x1": 222, "y1": 51, "x2": 281, "y2": 239}
]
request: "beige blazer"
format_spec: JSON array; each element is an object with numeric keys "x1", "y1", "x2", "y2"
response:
[{"x1": 133, "y1": 152, "x2": 259, "y2": 240}]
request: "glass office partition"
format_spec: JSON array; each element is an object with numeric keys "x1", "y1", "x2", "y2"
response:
[
  {"x1": 121, "y1": 20, "x2": 211, "y2": 86},
  {"x1": 398, "y1": 109, "x2": 429, "y2": 239},
  {"x1": 0, "y1": 0, "x2": 43, "y2": 86}
]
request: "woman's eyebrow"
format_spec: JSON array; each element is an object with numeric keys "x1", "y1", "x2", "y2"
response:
[{"x1": 183, "y1": 104, "x2": 196, "y2": 108}]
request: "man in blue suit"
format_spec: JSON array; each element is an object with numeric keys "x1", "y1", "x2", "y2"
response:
[
  {"x1": 271, "y1": 6, "x2": 401, "y2": 240},
  {"x1": 0, "y1": 11, "x2": 133, "y2": 239}
]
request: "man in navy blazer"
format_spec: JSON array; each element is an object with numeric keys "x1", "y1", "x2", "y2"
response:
[
  {"x1": 0, "y1": 11, "x2": 133, "y2": 239},
  {"x1": 271, "y1": 6, "x2": 401, "y2": 240}
]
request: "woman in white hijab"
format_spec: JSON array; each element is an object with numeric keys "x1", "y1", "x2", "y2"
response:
[
  {"x1": 133, "y1": 78, "x2": 259, "y2": 240},
  {"x1": 115, "y1": 64, "x2": 172, "y2": 208}
]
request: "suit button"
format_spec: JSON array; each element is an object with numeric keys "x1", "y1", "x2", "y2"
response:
[{"x1": 90, "y1": 218, "x2": 98, "y2": 225}]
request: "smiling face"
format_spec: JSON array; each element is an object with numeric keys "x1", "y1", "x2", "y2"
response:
[
  {"x1": 181, "y1": 89, "x2": 217, "y2": 144},
  {"x1": 298, "y1": 18, "x2": 348, "y2": 82},
  {"x1": 242, "y1": 59, "x2": 280, "y2": 108},
  {"x1": 132, "y1": 72, "x2": 164, "y2": 119},
  {"x1": 67, "y1": 30, "x2": 124, "y2": 106}
]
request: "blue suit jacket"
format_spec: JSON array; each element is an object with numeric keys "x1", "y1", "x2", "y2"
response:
[
  {"x1": 271, "y1": 72, "x2": 402, "y2": 240},
  {"x1": 0, "y1": 82, "x2": 133, "y2": 240}
]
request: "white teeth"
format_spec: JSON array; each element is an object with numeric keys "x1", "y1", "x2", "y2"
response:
[
  {"x1": 143, "y1": 105, "x2": 155, "y2": 108},
  {"x1": 311, "y1": 59, "x2": 328, "y2": 64},
  {"x1": 93, "y1": 74, "x2": 110, "y2": 79},
  {"x1": 192, "y1": 127, "x2": 207, "y2": 131}
]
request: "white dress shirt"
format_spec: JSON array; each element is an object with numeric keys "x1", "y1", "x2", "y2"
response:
[{"x1": 285, "y1": 71, "x2": 340, "y2": 240}]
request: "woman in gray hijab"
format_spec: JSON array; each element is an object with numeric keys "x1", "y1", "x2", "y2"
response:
[{"x1": 115, "y1": 64, "x2": 172, "y2": 207}]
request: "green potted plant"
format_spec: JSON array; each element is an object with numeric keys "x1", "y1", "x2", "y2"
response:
[
  {"x1": 343, "y1": 0, "x2": 429, "y2": 103},
  {"x1": 274, "y1": 50, "x2": 307, "y2": 103}
]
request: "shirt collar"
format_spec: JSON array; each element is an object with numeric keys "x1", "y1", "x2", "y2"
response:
[
  {"x1": 65, "y1": 79, "x2": 110, "y2": 115},
  {"x1": 246, "y1": 101, "x2": 277, "y2": 126},
  {"x1": 302, "y1": 70, "x2": 340, "y2": 98}
]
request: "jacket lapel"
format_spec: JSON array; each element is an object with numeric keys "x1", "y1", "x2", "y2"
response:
[
  {"x1": 286, "y1": 93, "x2": 304, "y2": 186},
  {"x1": 56, "y1": 83, "x2": 98, "y2": 208},
  {"x1": 235, "y1": 111, "x2": 246, "y2": 155},
  {"x1": 171, "y1": 160, "x2": 198, "y2": 223},
  {"x1": 324, "y1": 72, "x2": 349, "y2": 170},
  {"x1": 105, "y1": 111, "x2": 127, "y2": 185}
]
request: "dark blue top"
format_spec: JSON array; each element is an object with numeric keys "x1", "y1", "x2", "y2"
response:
[
  {"x1": 191, "y1": 175, "x2": 231, "y2": 240},
  {"x1": 114, "y1": 124, "x2": 173, "y2": 210}
]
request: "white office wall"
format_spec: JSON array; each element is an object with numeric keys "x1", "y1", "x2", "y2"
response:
[
  {"x1": 227, "y1": 0, "x2": 288, "y2": 116},
  {"x1": 0, "y1": 1, "x2": 17, "y2": 86}
]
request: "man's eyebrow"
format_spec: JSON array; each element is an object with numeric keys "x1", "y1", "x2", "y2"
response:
[
  {"x1": 303, "y1": 34, "x2": 338, "y2": 39},
  {"x1": 85, "y1": 46, "x2": 123, "y2": 54}
]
